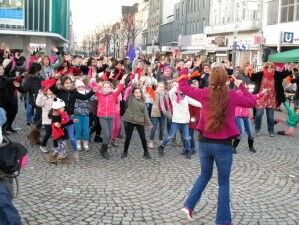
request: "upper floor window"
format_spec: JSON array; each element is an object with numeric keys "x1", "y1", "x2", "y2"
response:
[{"x1": 281, "y1": 0, "x2": 299, "y2": 22}]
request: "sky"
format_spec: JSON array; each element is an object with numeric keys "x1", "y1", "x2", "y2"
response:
[{"x1": 71, "y1": 0, "x2": 137, "y2": 44}]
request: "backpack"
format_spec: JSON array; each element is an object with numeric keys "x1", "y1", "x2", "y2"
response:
[{"x1": 0, "y1": 136, "x2": 28, "y2": 178}]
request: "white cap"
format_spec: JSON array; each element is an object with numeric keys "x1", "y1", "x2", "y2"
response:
[
  {"x1": 2, "y1": 59, "x2": 12, "y2": 69},
  {"x1": 52, "y1": 98, "x2": 66, "y2": 109},
  {"x1": 75, "y1": 79, "x2": 85, "y2": 88}
]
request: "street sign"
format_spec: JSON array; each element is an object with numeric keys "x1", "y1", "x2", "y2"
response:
[{"x1": 282, "y1": 32, "x2": 294, "y2": 43}]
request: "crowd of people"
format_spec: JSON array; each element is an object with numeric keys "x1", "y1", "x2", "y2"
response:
[{"x1": 1, "y1": 42, "x2": 299, "y2": 225}]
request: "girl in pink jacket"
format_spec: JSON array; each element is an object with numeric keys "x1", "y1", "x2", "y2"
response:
[{"x1": 95, "y1": 74, "x2": 128, "y2": 160}]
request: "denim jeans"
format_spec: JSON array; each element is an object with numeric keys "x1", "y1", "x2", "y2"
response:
[
  {"x1": 74, "y1": 114, "x2": 90, "y2": 141},
  {"x1": 146, "y1": 103, "x2": 153, "y2": 119},
  {"x1": 0, "y1": 107, "x2": 7, "y2": 127},
  {"x1": 25, "y1": 97, "x2": 34, "y2": 124},
  {"x1": 255, "y1": 108, "x2": 274, "y2": 134},
  {"x1": 235, "y1": 117, "x2": 254, "y2": 140},
  {"x1": 161, "y1": 122, "x2": 190, "y2": 150},
  {"x1": 184, "y1": 142, "x2": 233, "y2": 224},
  {"x1": 0, "y1": 183, "x2": 23, "y2": 225},
  {"x1": 66, "y1": 117, "x2": 77, "y2": 152},
  {"x1": 183, "y1": 128, "x2": 196, "y2": 150},
  {"x1": 150, "y1": 116, "x2": 166, "y2": 141}
]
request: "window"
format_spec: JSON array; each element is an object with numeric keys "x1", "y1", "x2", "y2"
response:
[{"x1": 280, "y1": 0, "x2": 299, "y2": 22}]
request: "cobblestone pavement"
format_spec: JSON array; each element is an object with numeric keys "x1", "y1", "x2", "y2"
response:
[{"x1": 7, "y1": 106, "x2": 299, "y2": 225}]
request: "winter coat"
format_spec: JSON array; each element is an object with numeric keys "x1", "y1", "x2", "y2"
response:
[
  {"x1": 74, "y1": 90, "x2": 92, "y2": 115},
  {"x1": 151, "y1": 92, "x2": 171, "y2": 118},
  {"x1": 179, "y1": 78, "x2": 257, "y2": 140},
  {"x1": 250, "y1": 70, "x2": 292, "y2": 107},
  {"x1": 95, "y1": 84, "x2": 125, "y2": 117},
  {"x1": 50, "y1": 85, "x2": 94, "y2": 115},
  {"x1": 0, "y1": 76, "x2": 15, "y2": 108},
  {"x1": 168, "y1": 86, "x2": 202, "y2": 124},
  {"x1": 17, "y1": 75, "x2": 43, "y2": 106},
  {"x1": 123, "y1": 92, "x2": 151, "y2": 126},
  {"x1": 35, "y1": 93, "x2": 54, "y2": 125}
]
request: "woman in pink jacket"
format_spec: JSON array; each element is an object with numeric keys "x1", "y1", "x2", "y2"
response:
[
  {"x1": 95, "y1": 74, "x2": 128, "y2": 160},
  {"x1": 178, "y1": 66, "x2": 257, "y2": 225}
]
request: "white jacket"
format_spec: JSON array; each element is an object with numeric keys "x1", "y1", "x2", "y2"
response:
[
  {"x1": 35, "y1": 93, "x2": 54, "y2": 125},
  {"x1": 169, "y1": 86, "x2": 201, "y2": 124}
]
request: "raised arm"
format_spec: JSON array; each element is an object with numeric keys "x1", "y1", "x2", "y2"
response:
[
  {"x1": 178, "y1": 76, "x2": 206, "y2": 102},
  {"x1": 233, "y1": 84, "x2": 257, "y2": 108}
]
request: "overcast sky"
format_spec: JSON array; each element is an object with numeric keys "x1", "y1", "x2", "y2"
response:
[{"x1": 71, "y1": 0, "x2": 137, "y2": 44}]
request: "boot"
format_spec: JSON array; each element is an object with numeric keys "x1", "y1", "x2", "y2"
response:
[
  {"x1": 277, "y1": 131, "x2": 286, "y2": 135},
  {"x1": 248, "y1": 139, "x2": 256, "y2": 153},
  {"x1": 158, "y1": 145, "x2": 165, "y2": 157},
  {"x1": 232, "y1": 139, "x2": 240, "y2": 154},
  {"x1": 121, "y1": 151, "x2": 128, "y2": 159},
  {"x1": 143, "y1": 151, "x2": 152, "y2": 160},
  {"x1": 100, "y1": 144, "x2": 110, "y2": 160}
]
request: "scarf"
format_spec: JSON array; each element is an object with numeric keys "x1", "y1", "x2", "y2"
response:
[
  {"x1": 102, "y1": 89, "x2": 113, "y2": 95},
  {"x1": 263, "y1": 69, "x2": 274, "y2": 80}
]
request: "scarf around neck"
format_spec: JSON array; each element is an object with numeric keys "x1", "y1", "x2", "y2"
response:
[{"x1": 263, "y1": 69, "x2": 274, "y2": 80}]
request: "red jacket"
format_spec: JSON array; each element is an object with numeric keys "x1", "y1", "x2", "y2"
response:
[
  {"x1": 96, "y1": 84, "x2": 125, "y2": 117},
  {"x1": 189, "y1": 104, "x2": 201, "y2": 130}
]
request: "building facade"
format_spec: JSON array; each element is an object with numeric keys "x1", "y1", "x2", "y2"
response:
[
  {"x1": 147, "y1": 0, "x2": 162, "y2": 47},
  {"x1": 0, "y1": 0, "x2": 70, "y2": 54},
  {"x1": 262, "y1": 0, "x2": 299, "y2": 59}
]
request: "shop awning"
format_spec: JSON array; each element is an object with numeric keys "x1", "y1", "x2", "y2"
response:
[{"x1": 268, "y1": 48, "x2": 299, "y2": 63}]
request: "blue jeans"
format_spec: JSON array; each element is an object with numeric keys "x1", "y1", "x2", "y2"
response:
[
  {"x1": 0, "y1": 107, "x2": 7, "y2": 127},
  {"x1": 184, "y1": 142, "x2": 233, "y2": 224},
  {"x1": 150, "y1": 116, "x2": 165, "y2": 141},
  {"x1": 25, "y1": 97, "x2": 34, "y2": 124},
  {"x1": 255, "y1": 108, "x2": 274, "y2": 134},
  {"x1": 295, "y1": 99, "x2": 299, "y2": 107},
  {"x1": 0, "y1": 183, "x2": 23, "y2": 225},
  {"x1": 235, "y1": 117, "x2": 254, "y2": 140},
  {"x1": 74, "y1": 114, "x2": 90, "y2": 141},
  {"x1": 66, "y1": 116, "x2": 77, "y2": 152},
  {"x1": 161, "y1": 122, "x2": 190, "y2": 150},
  {"x1": 183, "y1": 128, "x2": 195, "y2": 150}
]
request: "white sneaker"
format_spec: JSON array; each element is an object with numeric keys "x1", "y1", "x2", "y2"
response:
[
  {"x1": 39, "y1": 146, "x2": 49, "y2": 153},
  {"x1": 73, "y1": 152, "x2": 79, "y2": 161},
  {"x1": 83, "y1": 140, "x2": 89, "y2": 151},
  {"x1": 77, "y1": 140, "x2": 82, "y2": 151},
  {"x1": 148, "y1": 141, "x2": 154, "y2": 149}
]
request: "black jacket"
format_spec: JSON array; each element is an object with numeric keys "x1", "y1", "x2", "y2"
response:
[
  {"x1": 0, "y1": 76, "x2": 15, "y2": 108},
  {"x1": 50, "y1": 85, "x2": 94, "y2": 115},
  {"x1": 250, "y1": 70, "x2": 292, "y2": 107},
  {"x1": 18, "y1": 75, "x2": 43, "y2": 106}
]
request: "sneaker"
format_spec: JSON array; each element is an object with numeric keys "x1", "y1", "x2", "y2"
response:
[
  {"x1": 148, "y1": 141, "x2": 154, "y2": 149},
  {"x1": 83, "y1": 140, "x2": 89, "y2": 151},
  {"x1": 77, "y1": 140, "x2": 82, "y2": 151},
  {"x1": 190, "y1": 149, "x2": 196, "y2": 155},
  {"x1": 269, "y1": 133, "x2": 275, "y2": 137},
  {"x1": 73, "y1": 152, "x2": 79, "y2": 161},
  {"x1": 181, "y1": 208, "x2": 193, "y2": 220},
  {"x1": 255, "y1": 130, "x2": 260, "y2": 136},
  {"x1": 39, "y1": 146, "x2": 49, "y2": 153}
]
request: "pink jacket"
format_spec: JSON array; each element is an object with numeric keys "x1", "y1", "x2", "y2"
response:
[
  {"x1": 96, "y1": 84, "x2": 124, "y2": 117},
  {"x1": 179, "y1": 79, "x2": 257, "y2": 140},
  {"x1": 235, "y1": 90, "x2": 250, "y2": 117}
]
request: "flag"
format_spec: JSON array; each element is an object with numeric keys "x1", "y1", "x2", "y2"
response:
[{"x1": 127, "y1": 45, "x2": 136, "y2": 62}]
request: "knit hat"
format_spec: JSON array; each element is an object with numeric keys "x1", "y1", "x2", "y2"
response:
[
  {"x1": 75, "y1": 79, "x2": 85, "y2": 88},
  {"x1": 52, "y1": 98, "x2": 65, "y2": 109},
  {"x1": 2, "y1": 59, "x2": 12, "y2": 69}
]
